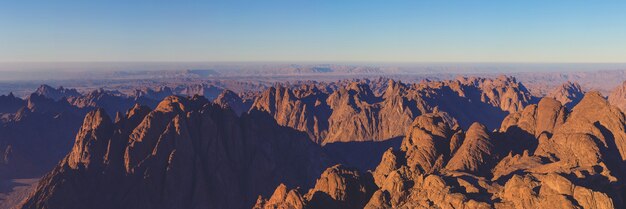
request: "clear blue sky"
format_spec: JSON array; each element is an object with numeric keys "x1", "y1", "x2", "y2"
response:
[{"x1": 1, "y1": 0, "x2": 626, "y2": 63}]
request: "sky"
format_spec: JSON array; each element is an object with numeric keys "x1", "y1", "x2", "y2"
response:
[{"x1": 1, "y1": 0, "x2": 626, "y2": 63}]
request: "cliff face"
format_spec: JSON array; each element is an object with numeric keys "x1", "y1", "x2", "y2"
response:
[
  {"x1": 252, "y1": 76, "x2": 534, "y2": 145},
  {"x1": 548, "y1": 81, "x2": 585, "y2": 109},
  {"x1": 609, "y1": 81, "x2": 626, "y2": 113},
  {"x1": 20, "y1": 96, "x2": 331, "y2": 209},
  {"x1": 251, "y1": 85, "x2": 331, "y2": 144},
  {"x1": 257, "y1": 91, "x2": 626, "y2": 209},
  {"x1": 15, "y1": 77, "x2": 626, "y2": 209}
]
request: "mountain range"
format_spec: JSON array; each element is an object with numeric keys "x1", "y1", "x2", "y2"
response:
[{"x1": 0, "y1": 75, "x2": 625, "y2": 208}]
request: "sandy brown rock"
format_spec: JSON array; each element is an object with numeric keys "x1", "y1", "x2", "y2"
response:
[
  {"x1": 457, "y1": 75, "x2": 533, "y2": 113},
  {"x1": 263, "y1": 90, "x2": 625, "y2": 209},
  {"x1": 325, "y1": 81, "x2": 419, "y2": 144},
  {"x1": 253, "y1": 184, "x2": 305, "y2": 209},
  {"x1": 548, "y1": 82, "x2": 585, "y2": 109},
  {"x1": 251, "y1": 77, "x2": 534, "y2": 145},
  {"x1": 305, "y1": 165, "x2": 377, "y2": 209},
  {"x1": 18, "y1": 79, "x2": 626, "y2": 209},
  {"x1": 445, "y1": 123, "x2": 497, "y2": 175},
  {"x1": 495, "y1": 173, "x2": 614, "y2": 209},
  {"x1": 401, "y1": 112, "x2": 457, "y2": 174},
  {"x1": 499, "y1": 97, "x2": 567, "y2": 154},
  {"x1": 609, "y1": 81, "x2": 626, "y2": 113},
  {"x1": 67, "y1": 108, "x2": 114, "y2": 169},
  {"x1": 252, "y1": 85, "x2": 330, "y2": 144},
  {"x1": 256, "y1": 165, "x2": 376, "y2": 209}
]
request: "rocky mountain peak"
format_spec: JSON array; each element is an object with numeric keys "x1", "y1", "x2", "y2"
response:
[
  {"x1": 445, "y1": 122, "x2": 496, "y2": 175},
  {"x1": 155, "y1": 95, "x2": 207, "y2": 113},
  {"x1": 382, "y1": 79, "x2": 406, "y2": 98},
  {"x1": 34, "y1": 84, "x2": 81, "y2": 101},
  {"x1": 214, "y1": 89, "x2": 251, "y2": 116},
  {"x1": 21, "y1": 96, "x2": 331, "y2": 209},
  {"x1": 67, "y1": 108, "x2": 114, "y2": 170},
  {"x1": 548, "y1": 81, "x2": 585, "y2": 109},
  {"x1": 609, "y1": 81, "x2": 626, "y2": 113}
]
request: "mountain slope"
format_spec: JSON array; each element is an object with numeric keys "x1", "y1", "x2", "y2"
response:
[
  {"x1": 20, "y1": 96, "x2": 331, "y2": 209},
  {"x1": 252, "y1": 76, "x2": 534, "y2": 145},
  {"x1": 257, "y1": 91, "x2": 626, "y2": 209}
]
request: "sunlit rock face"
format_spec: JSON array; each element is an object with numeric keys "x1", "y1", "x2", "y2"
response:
[
  {"x1": 258, "y1": 91, "x2": 626, "y2": 209},
  {"x1": 252, "y1": 76, "x2": 534, "y2": 145},
  {"x1": 609, "y1": 81, "x2": 626, "y2": 113}
]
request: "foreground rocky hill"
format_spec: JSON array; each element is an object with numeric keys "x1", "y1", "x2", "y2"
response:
[
  {"x1": 256, "y1": 92, "x2": 626, "y2": 209},
  {"x1": 20, "y1": 96, "x2": 331, "y2": 209}
]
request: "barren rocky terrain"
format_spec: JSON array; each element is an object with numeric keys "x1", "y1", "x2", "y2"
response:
[{"x1": 0, "y1": 68, "x2": 625, "y2": 209}]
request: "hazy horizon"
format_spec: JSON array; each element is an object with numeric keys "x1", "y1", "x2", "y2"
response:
[{"x1": 0, "y1": 61, "x2": 625, "y2": 78}]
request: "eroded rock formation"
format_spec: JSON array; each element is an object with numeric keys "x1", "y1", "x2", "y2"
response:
[
  {"x1": 20, "y1": 96, "x2": 331, "y2": 209},
  {"x1": 609, "y1": 81, "x2": 626, "y2": 113},
  {"x1": 258, "y1": 91, "x2": 625, "y2": 209},
  {"x1": 548, "y1": 82, "x2": 585, "y2": 109},
  {"x1": 252, "y1": 76, "x2": 534, "y2": 145}
]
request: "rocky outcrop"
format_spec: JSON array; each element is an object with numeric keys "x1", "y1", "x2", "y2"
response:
[
  {"x1": 11, "y1": 77, "x2": 625, "y2": 209},
  {"x1": 413, "y1": 76, "x2": 534, "y2": 129},
  {"x1": 252, "y1": 76, "x2": 534, "y2": 145},
  {"x1": 535, "y1": 92, "x2": 626, "y2": 172},
  {"x1": 445, "y1": 123, "x2": 498, "y2": 175},
  {"x1": 67, "y1": 89, "x2": 140, "y2": 116},
  {"x1": 20, "y1": 96, "x2": 331, "y2": 209},
  {"x1": 260, "y1": 91, "x2": 626, "y2": 209},
  {"x1": 456, "y1": 75, "x2": 533, "y2": 113},
  {"x1": 495, "y1": 173, "x2": 614, "y2": 209},
  {"x1": 66, "y1": 88, "x2": 164, "y2": 117},
  {"x1": 251, "y1": 85, "x2": 330, "y2": 144},
  {"x1": 400, "y1": 112, "x2": 458, "y2": 174},
  {"x1": 609, "y1": 81, "x2": 626, "y2": 113},
  {"x1": 499, "y1": 97, "x2": 568, "y2": 154},
  {"x1": 33, "y1": 85, "x2": 81, "y2": 101},
  {"x1": 214, "y1": 90, "x2": 252, "y2": 116},
  {"x1": 254, "y1": 165, "x2": 376, "y2": 209},
  {"x1": 132, "y1": 86, "x2": 174, "y2": 101},
  {"x1": 324, "y1": 81, "x2": 419, "y2": 144},
  {"x1": 548, "y1": 82, "x2": 585, "y2": 109}
]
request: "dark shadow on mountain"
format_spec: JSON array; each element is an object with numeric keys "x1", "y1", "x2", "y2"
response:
[
  {"x1": 422, "y1": 85, "x2": 510, "y2": 130},
  {"x1": 322, "y1": 137, "x2": 403, "y2": 172},
  {"x1": 0, "y1": 178, "x2": 29, "y2": 194},
  {"x1": 498, "y1": 126, "x2": 539, "y2": 155}
]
